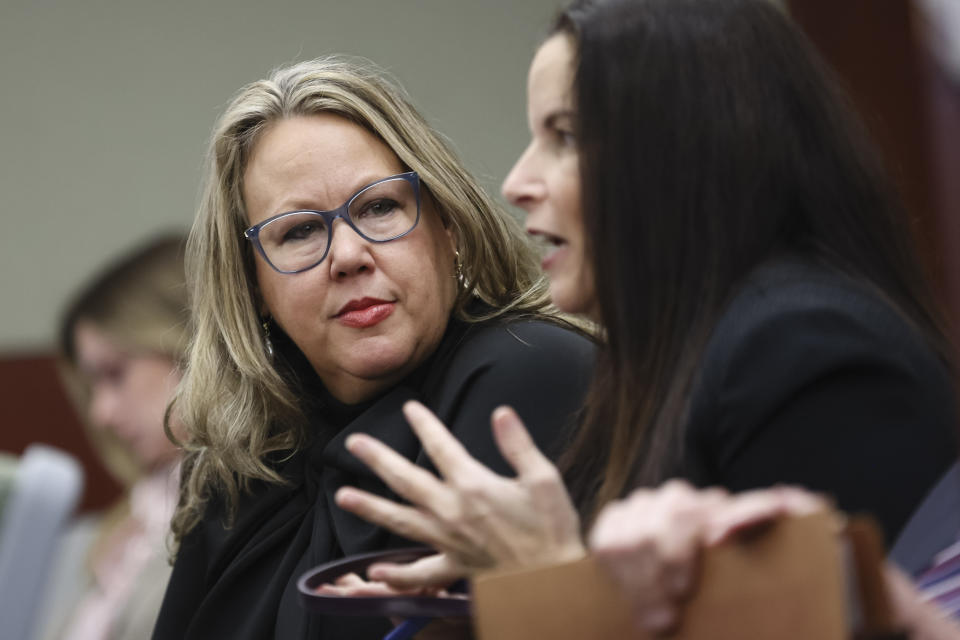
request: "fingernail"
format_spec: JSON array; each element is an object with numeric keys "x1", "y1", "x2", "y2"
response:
[
  {"x1": 345, "y1": 434, "x2": 366, "y2": 454},
  {"x1": 639, "y1": 606, "x2": 676, "y2": 631}
]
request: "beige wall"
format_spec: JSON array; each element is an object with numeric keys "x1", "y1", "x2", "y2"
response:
[{"x1": 0, "y1": 0, "x2": 562, "y2": 351}]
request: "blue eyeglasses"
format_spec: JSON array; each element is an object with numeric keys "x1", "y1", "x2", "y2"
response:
[{"x1": 244, "y1": 171, "x2": 421, "y2": 274}]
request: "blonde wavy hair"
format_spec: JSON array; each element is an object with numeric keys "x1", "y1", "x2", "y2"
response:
[
  {"x1": 59, "y1": 234, "x2": 189, "y2": 487},
  {"x1": 170, "y1": 56, "x2": 556, "y2": 543}
]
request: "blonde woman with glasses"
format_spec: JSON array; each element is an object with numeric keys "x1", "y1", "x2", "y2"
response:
[{"x1": 152, "y1": 57, "x2": 594, "y2": 640}]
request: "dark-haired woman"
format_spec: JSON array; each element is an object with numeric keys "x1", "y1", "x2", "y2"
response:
[{"x1": 334, "y1": 0, "x2": 958, "y2": 632}]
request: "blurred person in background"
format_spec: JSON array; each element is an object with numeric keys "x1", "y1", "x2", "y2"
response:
[{"x1": 41, "y1": 234, "x2": 187, "y2": 640}]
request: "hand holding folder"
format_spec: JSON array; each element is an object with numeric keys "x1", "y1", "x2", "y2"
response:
[{"x1": 472, "y1": 512, "x2": 904, "y2": 640}]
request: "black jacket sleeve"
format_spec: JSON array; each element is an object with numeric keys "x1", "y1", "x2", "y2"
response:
[{"x1": 685, "y1": 272, "x2": 957, "y2": 541}]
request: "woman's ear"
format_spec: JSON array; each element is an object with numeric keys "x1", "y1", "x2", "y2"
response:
[
  {"x1": 445, "y1": 225, "x2": 458, "y2": 256},
  {"x1": 243, "y1": 245, "x2": 269, "y2": 317},
  {"x1": 250, "y1": 283, "x2": 270, "y2": 320},
  {"x1": 425, "y1": 190, "x2": 458, "y2": 255}
]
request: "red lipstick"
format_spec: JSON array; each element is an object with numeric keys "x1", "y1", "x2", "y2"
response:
[{"x1": 335, "y1": 297, "x2": 395, "y2": 328}]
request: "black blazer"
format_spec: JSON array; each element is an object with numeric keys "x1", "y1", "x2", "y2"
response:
[
  {"x1": 683, "y1": 258, "x2": 958, "y2": 541},
  {"x1": 153, "y1": 315, "x2": 594, "y2": 640}
]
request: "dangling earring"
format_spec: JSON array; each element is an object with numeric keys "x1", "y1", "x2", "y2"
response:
[
  {"x1": 262, "y1": 319, "x2": 274, "y2": 358},
  {"x1": 454, "y1": 249, "x2": 465, "y2": 288}
]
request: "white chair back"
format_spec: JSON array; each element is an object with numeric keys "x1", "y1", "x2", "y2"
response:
[{"x1": 0, "y1": 445, "x2": 83, "y2": 640}]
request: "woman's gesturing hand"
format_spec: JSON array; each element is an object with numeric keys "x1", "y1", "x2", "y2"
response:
[
  {"x1": 335, "y1": 401, "x2": 586, "y2": 588},
  {"x1": 588, "y1": 481, "x2": 829, "y2": 635}
]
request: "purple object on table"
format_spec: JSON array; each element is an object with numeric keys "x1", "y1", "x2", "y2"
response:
[{"x1": 297, "y1": 547, "x2": 472, "y2": 618}]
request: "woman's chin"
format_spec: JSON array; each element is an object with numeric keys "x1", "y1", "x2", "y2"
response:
[
  {"x1": 324, "y1": 349, "x2": 422, "y2": 402},
  {"x1": 549, "y1": 280, "x2": 596, "y2": 316}
]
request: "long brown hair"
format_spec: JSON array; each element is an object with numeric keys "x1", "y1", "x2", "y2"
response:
[{"x1": 555, "y1": 0, "x2": 952, "y2": 522}]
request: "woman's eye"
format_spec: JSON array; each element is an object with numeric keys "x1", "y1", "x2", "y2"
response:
[
  {"x1": 356, "y1": 198, "x2": 399, "y2": 219},
  {"x1": 92, "y1": 364, "x2": 126, "y2": 387},
  {"x1": 282, "y1": 221, "x2": 323, "y2": 242},
  {"x1": 556, "y1": 129, "x2": 577, "y2": 148}
]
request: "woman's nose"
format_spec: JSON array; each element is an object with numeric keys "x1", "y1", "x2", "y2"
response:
[
  {"x1": 326, "y1": 219, "x2": 375, "y2": 279},
  {"x1": 502, "y1": 144, "x2": 546, "y2": 211},
  {"x1": 89, "y1": 386, "x2": 118, "y2": 433}
]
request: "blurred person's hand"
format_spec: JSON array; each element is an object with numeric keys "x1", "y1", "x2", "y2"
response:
[
  {"x1": 588, "y1": 482, "x2": 829, "y2": 635},
  {"x1": 885, "y1": 564, "x2": 960, "y2": 640}
]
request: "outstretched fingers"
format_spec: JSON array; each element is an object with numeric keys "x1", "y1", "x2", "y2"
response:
[
  {"x1": 401, "y1": 401, "x2": 487, "y2": 480},
  {"x1": 335, "y1": 485, "x2": 455, "y2": 550},
  {"x1": 344, "y1": 432, "x2": 452, "y2": 514},
  {"x1": 490, "y1": 406, "x2": 557, "y2": 480}
]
